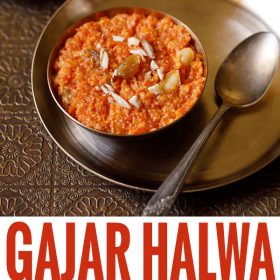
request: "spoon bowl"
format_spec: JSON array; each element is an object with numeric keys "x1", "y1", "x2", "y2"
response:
[
  {"x1": 142, "y1": 32, "x2": 280, "y2": 216},
  {"x1": 215, "y1": 32, "x2": 279, "y2": 107}
]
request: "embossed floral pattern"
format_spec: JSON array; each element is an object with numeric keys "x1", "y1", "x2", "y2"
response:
[
  {"x1": 67, "y1": 197, "x2": 129, "y2": 216},
  {"x1": 0, "y1": 124, "x2": 43, "y2": 177},
  {"x1": 0, "y1": 188, "x2": 51, "y2": 216},
  {"x1": 0, "y1": 197, "x2": 37, "y2": 216},
  {"x1": 0, "y1": 0, "x2": 62, "y2": 46},
  {"x1": 53, "y1": 187, "x2": 130, "y2": 216},
  {"x1": 18, "y1": 188, "x2": 51, "y2": 215},
  {"x1": 20, "y1": 159, "x2": 52, "y2": 186},
  {"x1": 53, "y1": 188, "x2": 88, "y2": 215},
  {"x1": 0, "y1": 56, "x2": 31, "y2": 106},
  {"x1": 54, "y1": 146, "x2": 109, "y2": 186}
]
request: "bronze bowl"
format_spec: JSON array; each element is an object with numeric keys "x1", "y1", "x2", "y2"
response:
[{"x1": 47, "y1": 7, "x2": 208, "y2": 140}]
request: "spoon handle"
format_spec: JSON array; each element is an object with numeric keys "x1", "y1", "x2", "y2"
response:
[{"x1": 142, "y1": 103, "x2": 231, "y2": 216}]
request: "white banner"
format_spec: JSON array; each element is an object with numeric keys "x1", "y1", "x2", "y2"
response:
[{"x1": 0, "y1": 217, "x2": 278, "y2": 280}]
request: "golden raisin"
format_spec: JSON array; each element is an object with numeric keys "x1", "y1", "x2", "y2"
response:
[{"x1": 116, "y1": 55, "x2": 140, "y2": 78}]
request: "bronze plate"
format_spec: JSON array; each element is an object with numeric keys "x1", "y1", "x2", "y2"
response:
[{"x1": 32, "y1": 0, "x2": 280, "y2": 192}]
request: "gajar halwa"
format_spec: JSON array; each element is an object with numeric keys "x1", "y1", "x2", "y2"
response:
[{"x1": 53, "y1": 13, "x2": 206, "y2": 135}]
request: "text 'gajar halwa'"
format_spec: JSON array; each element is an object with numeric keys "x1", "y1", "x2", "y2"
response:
[{"x1": 53, "y1": 13, "x2": 206, "y2": 135}]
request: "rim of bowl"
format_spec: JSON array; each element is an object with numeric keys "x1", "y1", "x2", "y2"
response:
[{"x1": 47, "y1": 6, "x2": 208, "y2": 139}]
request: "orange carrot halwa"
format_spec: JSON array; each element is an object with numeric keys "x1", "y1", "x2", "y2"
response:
[{"x1": 53, "y1": 13, "x2": 206, "y2": 135}]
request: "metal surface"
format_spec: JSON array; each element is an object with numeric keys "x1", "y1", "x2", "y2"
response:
[
  {"x1": 32, "y1": 0, "x2": 280, "y2": 192},
  {"x1": 142, "y1": 32, "x2": 280, "y2": 215},
  {"x1": 47, "y1": 7, "x2": 208, "y2": 140},
  {"x1": 143, "y1": 103, "x2": 231, "y2": 215},
  {"x1": 1, "y1": 0, "x2": 280, "y2": 217}
]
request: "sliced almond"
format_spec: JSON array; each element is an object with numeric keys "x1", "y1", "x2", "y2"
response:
[
  {"x1": 113, "y1": 69, "x2": 118, "y2": 77},
  {"x1": 95, "y1": 86, "x2": 100, "y2": 90},
  {"x1": 113, "y1": 35, "x2": 125, "y2": 42},
  {"x1": 160, "y1": 70, "x2": 181, "y2": 93},
  {"x1": 129, "y1": 95, "x2": 141, "y2": 108},
  {"x1": 101, "y1": 83, "x2": 131, "y2": 109},
  {"x1": 157, "y1": 68, "x2": 164, "y2": 80},
  {"x1": 150, "y1": 60, "x2": 159, "y2": 71},
  {"x1": 111, "y1": 92, "x2": 131, "y2": 109},
  {"x1": 141, "y1": 39, "x2": 155, "y2": 59},
  {"x1": 100, "y1": 48, "x2": 109, "y2": 70},
  {"x1": 104, "y1": 83, "x2": 114, "y2": 92},
  {"x1": 111, "y1": 69, "x2": 118, "y2": 83},
  {"x1": 96, "y1": 43, "x2": 102, "y2": 50},
  {"x1": 140, "y1": 55, "x2": 146, "y2": 62},
  {"x1": 144, "y1": 71, "x2": 152, "y2": 80},
  {"x1": 100, "y1": 48, "x2": 104, "y2": 57},
  {"x1": 129, "y1": 48, "x2": 147, "y2": 57},
  {"x1": 100, "y1": 85, "x2": 109, "y2": 94},
  {"x1": 148, "y1": 84, "x2": 164, "y2": 95},
  {"x1": 128, "y1": 36, "x2": 140, "y2": 46},
  {"x1": 178, "y1": 47, "x2": 194, "y2": 67},
  {"x1": 129, "y1": 50, "x2": 146, "y2": 62}
]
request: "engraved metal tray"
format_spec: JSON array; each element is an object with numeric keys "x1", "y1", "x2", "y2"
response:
[{"x1": 32, "y1": 0, "x2": 280, "y2": 192}]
